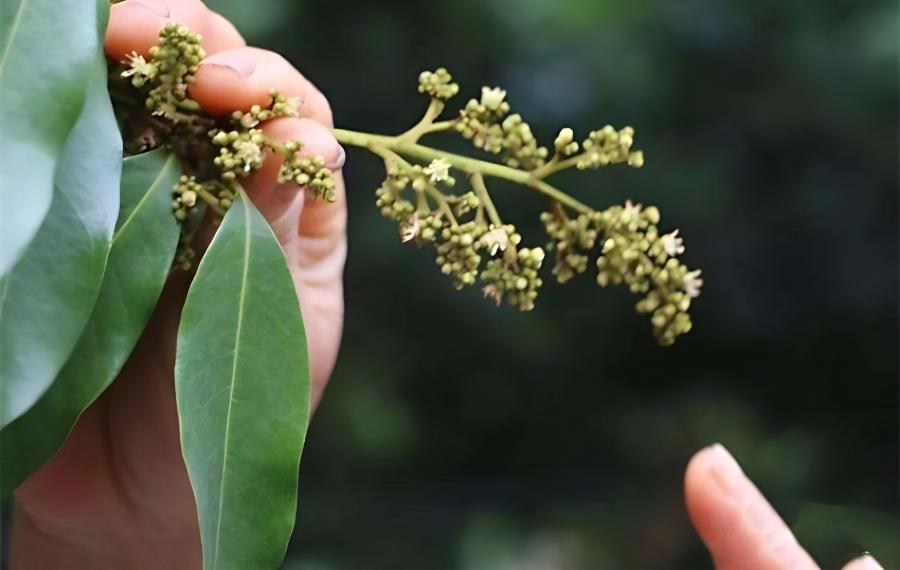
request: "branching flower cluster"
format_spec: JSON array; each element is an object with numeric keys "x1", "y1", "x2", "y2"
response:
[
  {"x1": 112, "y1": 27, "x2": 702, "y2": 345},
  {"x1": 116, "y1": 24, "x2": 336, "y2": 226},
  {"x1": 342, "y1": 68, "x2": 703, "y2": 345}
]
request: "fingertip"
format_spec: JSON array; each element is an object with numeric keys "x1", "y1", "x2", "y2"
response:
[
  {"x1": 189, "y1": 47, "x2": 333, "y2": 124},
  {"x1": 843, "y1": 554, "x2": 885, "y2": 570},
  {"x1": 105, "y1": 0, "x2": 175, "y2": 61},
  {"x1": 263, "y1": 117, "x2": 345, "y2": 171},
  {"x1": 684, "y1": 444, "x2": 818, "y2": 570},
  {"x1": 105, "y1": 0, "x2": 243, "y2": 62},
  {"x1": 202, "y1": 10, "x2": 247, "y2": 54},
  {"x1": 189, "y1": 48, "x2": 271, "y2": 115}
]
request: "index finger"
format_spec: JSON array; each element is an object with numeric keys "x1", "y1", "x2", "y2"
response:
[{"x1": 685, "y1": 444, "x2": 819, "y2": 570}]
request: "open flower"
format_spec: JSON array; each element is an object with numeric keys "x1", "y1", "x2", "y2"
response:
[
  {"x1": 661, "y1": 229, "x2": 685, "y2": 257},
  {"x1": 480, "y1": 87, "x2": 507, "y2": 111},
  {"x1": 684, "y1": 269, "x2": 704, "y2": 298},
  {"x1": 423, "y1": 158, "x2": 451, "y2": 184}
]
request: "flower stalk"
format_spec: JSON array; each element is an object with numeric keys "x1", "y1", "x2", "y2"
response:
[{"x1": 113, "y1": 28, "x2": 702, "y2": 345}]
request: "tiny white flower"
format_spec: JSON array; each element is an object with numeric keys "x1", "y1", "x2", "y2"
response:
[
  {"x1": 478, "y1": 228, "x2": 509, "y2": 256},
  {"x1": 684, "y1": 269, "x2": 703, "y2": 298},
  {"x1": 399, "y1": 215, "x2": 420, "y2": 243},
  {"x1": 121, "y1": 53, "x2": 156, "y2": 79},
  {"x1": 480, "y1": 86, "x2": 507, "y2": 111},
  {"x1": 423, "y1": 158, "x2": 451, "y2": 184},
  {"x1": 482, "y1": 284, "x2": 503, "y2": 306},
  {"x1": 661, "y1": 229, "x2": 685, "y2": 257},
  {"x1": 235, "y1": 141, "x2": 263, "y2": 171},
  {"x1": 621, "y1": 199, "x2": 641, "y2": 223}
]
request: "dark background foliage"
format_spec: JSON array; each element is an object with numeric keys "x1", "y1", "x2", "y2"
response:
[{"x1": 218, "y1": 1, "x2": 895, "y2": 567}]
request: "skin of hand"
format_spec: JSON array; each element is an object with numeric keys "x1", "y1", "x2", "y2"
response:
[
  {"x1": 685, "y1": 444, "x2": 883, "y2": 570},
  {"x1": 7, "y1": 3, "x2": 884, "y2": 570}
]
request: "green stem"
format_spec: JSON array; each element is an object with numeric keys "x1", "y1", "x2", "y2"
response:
[
  {"x1": 425, "y1": 186, "x2": 458, "y2": 227},
  {"x1": 422, "y1": 120, "x2": 457, "y2": 134},
  {"x1": 530, "y1": 154, "x2": 582, "y2": 179},
  {"x1": 197, "y1": 185, "x2": 223, "y2": 215},
  {"x1": 399, "y1": 99, "x2": 445, "y2": 142},
  {"x1": 332, "y1": 128, "x2": 593, "y2": 214},
  {"x1": 470, "y1": 173, "x2": 502, "y2": 227}
]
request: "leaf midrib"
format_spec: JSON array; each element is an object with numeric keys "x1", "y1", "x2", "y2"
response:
[
  {"x1": 0, "y1": 0, "x2": 29, "y2": 81},
  {"x1": 113, "y1": 155, "x2": 177, "y2": 246},
  {"x1": 210, "y1": 198, "x2": 253, "y2": 568}
]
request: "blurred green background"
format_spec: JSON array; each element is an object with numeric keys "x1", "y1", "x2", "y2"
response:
[{"x1": 209, "y1": 1, "x2": 898, "y2": 568}]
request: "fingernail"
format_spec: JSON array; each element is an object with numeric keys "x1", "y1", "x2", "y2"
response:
[
  {"x1": 202, "y1": 53, "x2": 257, "y2": 78},
  {"x1": 129, "y1": 0, "x2": 170, "y2": 17},
  {"x1": 707, "y1": 443, "x2": 747, "y2": 499},
  {"x1": 327, "y1": 145, "x2": 346, "y2": 170},
  {"x1": 845, "y1": 554, "x2": 885, "y2": 570}
]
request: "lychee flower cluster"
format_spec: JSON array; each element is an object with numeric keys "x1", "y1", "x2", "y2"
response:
[
  {"x1": 452, "y1": 81, "x2": 548, "y2": 170},
  {"x1": 122, "y1": 24, "x2": 203, "y2": 121},
  {"x1": 418, "y1": 68, "x2": 459, "y2": 101},
  {"x1": 118, "y1": 23, "x2": 336, "y2": 229},
  {"x1": 211, "y1": 128, "x2": 266, "y2": 178},
  {"x1": 541, "y1": 208, "x2": 601, "y2": 283},
  {"x1": 594, "y1": 201, "x2": 702, "y2": 345},
  {"x1": 173, "y1": 175, "x2": 203, "y2": 221},
  {"x1": 115, "y1": 31, "x2": 704, "y2": 345},
  {"x1": 338, "y1": 68, "x2": 703, "y2": 344},
  {"x1": 435, "y1": 222, "x2": 485, "y2": 288},
  {"x1": 481, "y1": 247, "x2": 545, "y2": 311},
  {"x1": 577, "y1": 126, "x2": 644, "y2": 170},
  {"x1": 275, "y1": 143, "x2": 337, "y2": 201}
]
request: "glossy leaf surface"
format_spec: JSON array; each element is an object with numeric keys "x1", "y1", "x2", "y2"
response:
[
  {"x1": 0, "y1": 58, "x2": 122, "y2": 427},
  {"x1": 0, "y1": 151, "x2": 181, "y2": 496},
  {"x1": 0, "y1": 0, "x2": 109, "y2": 274},
  {"x1": 176, "y1": 192, "x2": 310, "y2": 570}
]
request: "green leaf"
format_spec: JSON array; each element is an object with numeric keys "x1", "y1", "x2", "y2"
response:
[
  {"x1": 0, "y1": 58, "x2": 122, "y2": 428},
  {"x1": 0, "y1": 0, "x2": 110, "y2": 275},
  {"x1": 0, "y1": 151, "x2": 180, "y2": 496},
  {"x1": 176, "y1": 192, "x2": 310, "y2": 570}
]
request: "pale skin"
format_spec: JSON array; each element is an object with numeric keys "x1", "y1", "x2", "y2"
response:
[{"x1": 8, "y1": 2, "x2": 880, "y2": 569}]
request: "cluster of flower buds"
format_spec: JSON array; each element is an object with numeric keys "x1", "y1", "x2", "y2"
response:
[
  {"x1": 500, "y1": 114, "x2": 548, "y2": 170},
  {"x1": 553, "y1": 128, "x2": 580, "y2": 158},
  {"x1": 593, "y1": 201, "x2": 702, "y2": 345},
  {"x1": 120, "y1": 23, "x2": 337, "y2": 223},
  {"x1": 375, "y1": 160, "x2": 416, "y2": 223},
  {"x1": 418, "y1": 68, "x2": 460, "y2": 101},
  {"x1": 122, "y1": 24, "x2": 203, "y2": 121},
  {"x1": 435, "y1": 222, "x2": 486, "y2": 288},
  {"x1": 275, "y1": 142, "x2": 337, "y2": 201},
  {"x1": 210, "y1": 128, "x2": 266, "y2": 179},
  {"x1": 453, "y1": 84, "x2": 548, "y2": 170},
  {"x1": 172, "y1": 175, "x2": 203, "y2": 221},
  {"x1": 481, "y1": 247, "x2": 546, "y2": 311},
  {"x1": 230, "y1": 92, "x2": 298, "y2": 128},
  {"x1": 456, "y1": 87, "x2": 509, "y2": 153},
  {"x1": 541, "y1": 208, "x2": 601, "y2": 283},
  {"x1": 577, "y1": 126, "x2": 644, "y2": 170}
]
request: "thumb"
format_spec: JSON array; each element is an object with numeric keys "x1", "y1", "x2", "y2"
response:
[{"x1": 685, "y1": 444, "x2": 819, "y2": 570}]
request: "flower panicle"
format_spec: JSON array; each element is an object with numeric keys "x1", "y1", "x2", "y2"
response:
[{"x1": 366, "y1": 69, "x2": 702, "y2": 344}]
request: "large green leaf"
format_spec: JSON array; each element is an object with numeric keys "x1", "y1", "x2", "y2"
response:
[
  {"x1": 0, "y1": 151, "x2": 181, "y2": 496},
  {"x1": 176, "y1": 192, "x2": 310, "y2": 570},
  {"x1": 0, "y1": 0, "x2": 109, "y2": 275},
  {"x1": 0, "y1": 58, "x2": 122, "y2": 428}
]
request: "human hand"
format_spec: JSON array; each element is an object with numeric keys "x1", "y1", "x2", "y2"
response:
[
  {"x1": 686, "y1": 444, "x2": 883, "y2": 570},
  {"x1": 11, "y1": 1, "x2": 345, "y2": 567}
]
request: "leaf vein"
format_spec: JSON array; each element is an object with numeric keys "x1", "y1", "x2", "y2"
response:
[
  {"x1": 113, "y1": 155, "x2": 177, "y2": 246},
  {"x1": 210, "y1": 197, "x2": 253, "y2": 568},
  {"x1": 0, "y1": 0, "x2": 28, "y2": 81}
]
